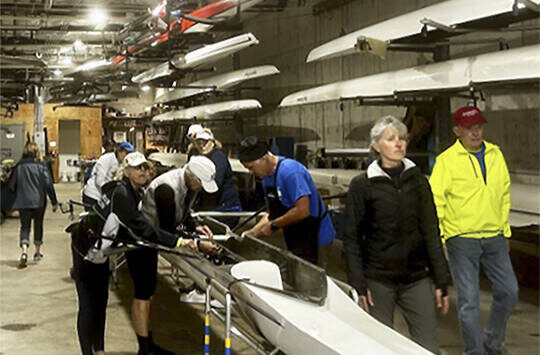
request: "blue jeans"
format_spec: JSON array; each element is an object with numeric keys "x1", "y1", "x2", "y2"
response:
[{"x1": 446, "y1": 236, "x2": 519, "y2": 355}]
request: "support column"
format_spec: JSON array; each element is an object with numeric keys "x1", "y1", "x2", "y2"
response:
[
  {"x1": 433, "y1": 45, "x2": 453, "y2": 155},
  {"x1": 33, "y1": 85, "x2": 46, "y2": 155}
]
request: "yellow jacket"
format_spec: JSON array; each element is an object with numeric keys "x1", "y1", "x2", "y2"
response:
[{"x1": 429, "y1": 139, "x2": 511, "y2": 242}]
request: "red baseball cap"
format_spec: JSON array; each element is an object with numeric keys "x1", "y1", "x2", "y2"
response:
[{"x1": 453, "y1": 106, "x2": 487, "y2": 127}]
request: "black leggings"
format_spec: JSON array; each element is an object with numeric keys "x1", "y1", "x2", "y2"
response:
[
  {"x1": 74, "y1": 265, "x2": 110, "y2": 355},
  {"x1": 126, "y1": 248, "x2": 158, "y2": 300},
  {"x1": 82, "y1": 194, "x2": 98, "y2": 212}
]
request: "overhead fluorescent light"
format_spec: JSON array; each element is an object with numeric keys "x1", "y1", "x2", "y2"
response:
[{"x1": 89, "y1": 8, "x2": 108, "y2": 30}]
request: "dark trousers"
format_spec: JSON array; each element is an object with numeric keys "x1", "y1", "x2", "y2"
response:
[
  {"x1": 366, "y1": 277, "x2": 440, "y2": 354},
  {"x1": 74, "y1": 269, "x2": 110, "y2": 355},
  {"x1": 19, "y1": 206, "x2": 46, "y2": 247},
  {"x1": 82, "y1": 194, "x2": 98, "y2": 212}
]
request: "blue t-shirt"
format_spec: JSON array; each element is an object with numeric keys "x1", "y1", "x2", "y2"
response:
[
  {"x1": 471, "y1": 143, "x2": 486, "y2": 183},
  {"x1": 262, "y1": 157, "x2": 336, "y2": 246}
]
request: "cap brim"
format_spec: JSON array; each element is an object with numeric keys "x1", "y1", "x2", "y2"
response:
[
  {"x1": 202, "y1": 180, "x2": 218, "y2": 193},
  {"x1": 128, "y1": 160, "x2": 149, "y2": 168},
  {"x1": 460, "y1": 117, "x2": 487, "y2": 127}
]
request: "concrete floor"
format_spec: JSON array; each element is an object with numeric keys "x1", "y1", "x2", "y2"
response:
[{"x1": 0, "y1": 182, "x2": 538, "y2": 355}]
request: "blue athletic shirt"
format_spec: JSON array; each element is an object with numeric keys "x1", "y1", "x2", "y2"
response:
[
  {"x1": 471, "y1": 143, "x2": 486, "y2": 183},
  {"x1": 262, "y1": 157, "x2": 336, "y2": 246}
]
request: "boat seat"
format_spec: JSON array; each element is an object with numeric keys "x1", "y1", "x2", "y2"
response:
[{"x1": 231, "y1": 260, "x2": 283, "y2": 290}]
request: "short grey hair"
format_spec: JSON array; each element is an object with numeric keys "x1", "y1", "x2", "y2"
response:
[{"x1": 369, "y1": 115, "x2": 408, "y2": 157}]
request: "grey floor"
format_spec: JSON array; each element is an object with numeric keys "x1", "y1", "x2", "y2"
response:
[{"x1": 0, "y1": 182, "x2": 538, "y2": 355}]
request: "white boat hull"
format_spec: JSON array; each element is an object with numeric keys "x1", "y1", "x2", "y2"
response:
[
  {"x1": 155, "y1": 65, "x2": 279, "y2": 104},
  {"x1": 281, "y1": 44, "x2": 540, "y2": 107},
  {"x1": 307, "y1": 0, "x2": 540, "y2": 62},
  {"x1": 229, "y1": 261, "x2": 433, "y2": 355},
  {"x1": 152, "y1": 99, "x2": 261, "y2": 121},
  {"x1": 132, "y1": 33, "x2": 259, "y2": 84}
]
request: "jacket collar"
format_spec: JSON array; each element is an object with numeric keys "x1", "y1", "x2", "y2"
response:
[
  {"x1": 19, "y1": 157, "x2": 37, "y2": 164},
  {"x1": 367, "y1": 157, "x2": 416, "y2": 179},
  {"x1": 450, "y1": 139, "x2": 496, "y2": 154}
]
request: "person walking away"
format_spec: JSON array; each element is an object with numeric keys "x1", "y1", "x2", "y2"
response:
[{"x1": 9, "y1": 141, "x2": 59, "y2": 267}]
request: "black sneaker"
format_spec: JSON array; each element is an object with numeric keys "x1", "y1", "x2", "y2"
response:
[
  {"x1": 150, "y1": 343, "x2": 176, "y2": 355},
  {"x1": 33, "y1": 253, "x2": 43, "y2": 262}
]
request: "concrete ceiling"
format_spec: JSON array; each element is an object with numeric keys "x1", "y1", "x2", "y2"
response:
[{"x1": 0, "y1": 0, "x2": 287, "y2": 105}]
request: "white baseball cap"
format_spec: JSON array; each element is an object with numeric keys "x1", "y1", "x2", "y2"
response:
[
  {"x1": 195, "y1": 130, "x2": 214, "y2": 141},
  {"x1": 187, "y1": 124, "x2": 204, "y2": 137},
  {"x1": 124, "y1": 152, "x2": 149, "y2": 168},
  {"x1": 187, "y1": 155, "x2": 218, "y2": 193}
]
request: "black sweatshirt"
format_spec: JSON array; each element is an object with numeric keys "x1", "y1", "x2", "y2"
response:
[{"x1": 111, "y1": 177, "x2": 179, "y2": 248}]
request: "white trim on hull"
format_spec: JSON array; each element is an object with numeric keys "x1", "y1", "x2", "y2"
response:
[
  {"x1": 152, "y1": 99, "x2": 262, "y2": 121},
  {"x1": 155, "y1": 65, "x2": 279, "y2": 104},
  {"x1": 307, "y1": 0, "x2": 540, "y2": 62},
  {"x1": 132, "y1": 33, "x2": 260, "y2": 84},
  {"x1": 281, "y1": 44, "x2": 540, "y2": 107}
]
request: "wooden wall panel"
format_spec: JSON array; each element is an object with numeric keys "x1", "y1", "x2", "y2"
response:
[
  {"x1": 0, "y1": 104, "x2": 34, "y2": 137},
  {"x1": 1, "y1": 104, "x2": 102, "y2": 181}
]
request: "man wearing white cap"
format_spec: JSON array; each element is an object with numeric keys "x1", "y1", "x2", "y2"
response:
[{"x1": 125, "y1": 155, "x2": 218, "y2": 355}]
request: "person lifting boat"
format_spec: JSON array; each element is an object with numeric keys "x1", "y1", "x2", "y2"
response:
[{"x1": 70, "y1": 152, "x2": 217, "y2": 355}]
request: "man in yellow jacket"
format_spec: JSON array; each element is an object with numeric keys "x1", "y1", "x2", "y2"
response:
[{"x1": 429, "y1": 106, "x2": 518, "y2": 355}]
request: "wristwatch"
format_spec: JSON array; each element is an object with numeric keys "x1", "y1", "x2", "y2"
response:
[{"x1": 270, "y1": 221, "x2": 279, "y2": 231}]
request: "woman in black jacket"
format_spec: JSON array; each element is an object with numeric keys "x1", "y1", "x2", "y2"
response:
[
  {"x1": 71, "y1": 152, "x2": 217, "y2": 355},
  {"x1": 9, "y1": 141, "x2": 58, "y2": 267},
  {"x1": 343, "y1": 116, "x2": 450, "y2": 354}
]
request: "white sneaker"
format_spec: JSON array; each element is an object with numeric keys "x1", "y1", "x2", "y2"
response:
[{"x1": 179, "y1": 289, "x2": 223, "y2": 308}]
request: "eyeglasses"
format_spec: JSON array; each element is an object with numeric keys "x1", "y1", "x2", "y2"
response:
[
  {"x1": 133, "y1": 165, "x2": 149, "y2": 171},
  {"x1": 240, "y1": 136, "x2": 259, "y2": 148}
]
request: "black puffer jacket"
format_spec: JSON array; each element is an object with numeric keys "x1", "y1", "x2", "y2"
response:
[{"x1": 343, "y1": 159, "x2": 449, "y2": 295}]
